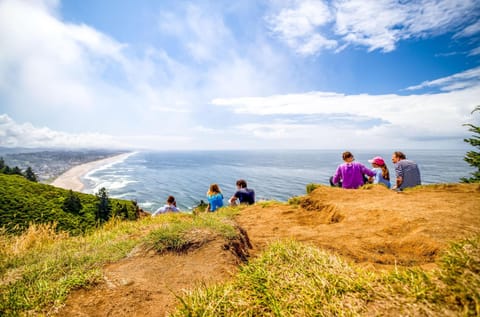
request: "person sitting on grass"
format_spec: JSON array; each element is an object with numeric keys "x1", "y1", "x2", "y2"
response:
[
  {"x1": 368, "y1": 156, "x2": 391, "y2": 188},
  {"x1": 206, "y1": 183, "x2": 224, "y2": 212},
  {"x1": 331, "y1": 151, "x2": 375, "y2": 189},
  {"x1": 229, "y1": 179, "x2": 255, "y2": 205},
  {"x1": 152, "y1": 195, "x2": 180, "y2": 216}
]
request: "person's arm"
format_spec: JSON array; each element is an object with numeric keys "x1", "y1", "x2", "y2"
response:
[
  {"x1": 332, "y1": 166, "x2": 342, "y2": 185},
  {"x1": 395, "y1": 164, "x2": 403, "y2": 188},
  {"x1": 362, "y1": 165, "x2": 376, "y2": 177},
  {"x1": 229, "y1": 193, "x2": 238, "y2": 205},
  {"x1": 396, "y1": 176, "x2": 403, "y2": 188}
]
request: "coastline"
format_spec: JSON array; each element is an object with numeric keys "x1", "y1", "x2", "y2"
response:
[{"x1": 51, "y1": 152, "x2": 136, "y2": 192}]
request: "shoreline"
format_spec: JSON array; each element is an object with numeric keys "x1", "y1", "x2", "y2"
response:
[{"x1": 51, "y1": 152, "x2": 136, "y2": 192}]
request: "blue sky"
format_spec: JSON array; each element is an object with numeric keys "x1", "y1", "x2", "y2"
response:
[{"x1": 0, "y1": 0, "x2": 479, "y2": 150}]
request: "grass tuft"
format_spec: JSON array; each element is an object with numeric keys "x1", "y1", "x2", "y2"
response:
[
  {"x1": 172, "y1": 240, "x2": 371, "y2": 316},
  {"x1": 438, "y1": 235, "x2": 480, "y2": 316},
  {"x1": 143, "y1": 210, "x2": 239, "y2": 253}
]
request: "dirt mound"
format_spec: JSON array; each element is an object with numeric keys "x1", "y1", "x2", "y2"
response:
[
  {"x1": 235, "y1": 184, "x2": 480, "y2": 267},
  {"x1": 56, "y1": 231, "x2": 250, "y2": 317}
]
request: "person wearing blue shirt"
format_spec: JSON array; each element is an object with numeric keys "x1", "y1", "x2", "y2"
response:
[
  {"x1": 206, "y1": 183, "x2": 224, "y2": 212},
  {"x1": 368, "y1": 156, "x2": 391, "y2": 188}
]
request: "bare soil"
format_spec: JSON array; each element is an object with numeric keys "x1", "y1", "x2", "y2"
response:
[{"x1": 57, "y1": 183, "x2": 480, "y2": 316}]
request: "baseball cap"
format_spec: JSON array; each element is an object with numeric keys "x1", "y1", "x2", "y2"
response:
[{"x1": 368, "y1": 156, "x2": 385, "y2": 166}]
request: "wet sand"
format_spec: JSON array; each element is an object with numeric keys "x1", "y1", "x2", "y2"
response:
[{"x1": 51, "y1": 152, "x2": 134, "y2": 192}]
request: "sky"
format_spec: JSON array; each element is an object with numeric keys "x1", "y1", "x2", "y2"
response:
[{"x1": 0, "y1": 0, "x2": 479, "y2": 151}]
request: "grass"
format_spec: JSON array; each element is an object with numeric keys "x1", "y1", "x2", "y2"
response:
[
  {"x1": 172, "y1": 235, "x2": 480, "y2": 317},
  {"x1": 0, "y1": 209, "x2": 240, "y2": 316},
  {"x1": 1, "y1": 206, "x2": 479, "y2": 316},
  {"x1": 143, "y1": 210, "x2": 239, "y2": 253}
]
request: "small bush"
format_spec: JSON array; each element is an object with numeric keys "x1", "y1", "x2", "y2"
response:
[{"x1": 306, "y1": 183, "x2": 321, "y2": 194}]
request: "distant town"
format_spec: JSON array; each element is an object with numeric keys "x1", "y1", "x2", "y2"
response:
[{"x1": 0, "y1": 148, "x2": 127, "y2": 182}]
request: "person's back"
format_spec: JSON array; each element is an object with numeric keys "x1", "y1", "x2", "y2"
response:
[
  {"x1": 372, "y1": 167, "x2": 391, "y2": 188},
  {"x1": 207, "y1": 183, "x2": 224, "y2": 212},
  {"x1": 368, "y1": 156, "x2": 391, "y2": 188},
  {"x1": 229, "y1": 179, "x2": 255, "y2": 205},
  {"x1": 235, "y1": 187, "x2": 255, "y2": 204},
  {"x1": 207, "y1": 193, "x2": 224, "y2": 211},
  {"x1": 392, "y1": 152, "x2": 421, "y2": 190},
  {"x1": 336, "y1": 162, "x2": 372, "y2": 189},
  {"x1": 152, "y1": 195, "x2": 180, "y2": 216},
  {"x1": 332, "y1": 152, "x2": 375, "y2": 189},
  {"x1": 395, "y1": 159, "x2": 421, "y2": 189}
]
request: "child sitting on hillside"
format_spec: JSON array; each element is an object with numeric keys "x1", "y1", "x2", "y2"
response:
[
  {"x1": 368, "y1": 156, "x2": 391, "y2": 188},
  {"x1": 206, "y1": 183, "x2": 224, "y2": 212}
]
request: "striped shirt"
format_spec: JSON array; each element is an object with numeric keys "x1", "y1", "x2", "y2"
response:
[{"x1": 395, "y1": 159, "x2": 421, "y2": 190}]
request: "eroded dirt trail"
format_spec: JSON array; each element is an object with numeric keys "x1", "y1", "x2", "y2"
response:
[{"x1": 57, "y1": 236, "x2": 248, "y2": 317}]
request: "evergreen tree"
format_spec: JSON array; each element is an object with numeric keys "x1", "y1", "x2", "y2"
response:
[
  {"x1": 0, "y1": 157, "x2": 4, "y2": 171},
  {"x1": 461, "y1": 105, "x2": 480, "y2": 183},
  {"x1": 11, "y1": 166, "x2": 22, "y2": 176},
  {"x1": 24, "y1": 166, "x2": 38, "y2": 182},
  {"x1": 95, "y1": 187, "x2": 111, "y2": 222},
  {"x1": 62, "y1": 190, "x2": 83, "y2": 214},
  {"x1": 2, "y1": 165, "x2": 11, "y2": 174}
]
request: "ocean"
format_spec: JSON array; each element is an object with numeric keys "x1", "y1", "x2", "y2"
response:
[{"x1": 81, "y1": 149, "x2": 474, "y2": 212}]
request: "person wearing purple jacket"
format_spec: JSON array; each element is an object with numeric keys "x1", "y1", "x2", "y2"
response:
[{"x1": 331, "y1": 151, "x2": 375, "y2": 189}]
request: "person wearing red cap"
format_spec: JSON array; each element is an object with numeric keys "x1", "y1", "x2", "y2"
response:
[{"x1": 368, "y1": 156, "x2": 391, "y2": 188}]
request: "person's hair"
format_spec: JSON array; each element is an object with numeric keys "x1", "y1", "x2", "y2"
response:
[
  {"x1": 342, "y1": 151, "x2": 353, "y2": 161},
  {"x1": 167, "y1": 195, "x2": 176, "y2": 204},
  {"x1": 207, "y1": 183, "x2": 222, "y2": 195},
  {"x1": 236, "y1": 179, "x2": 247, "y2": 188},
  {"x1": 393, "y1": 151, "x2": 406, "y2": 160},
  {"x1": 380, "y1": 164, "x2": 390, "y2": 180}
]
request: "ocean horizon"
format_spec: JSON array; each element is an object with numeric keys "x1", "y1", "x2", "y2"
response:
[{"x1": 80, "y1": 149, "x2": 474, "y2": 212}]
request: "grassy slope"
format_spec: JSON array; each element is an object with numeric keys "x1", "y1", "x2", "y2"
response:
[
  {"x1": 0, "y1": 174, "x2": 137, "y2": 235},
  {"x1": 0, "y1": 210, "x2": 242, "y2": 316},
  {"x1": 0, "y1": 178, "x2": 479, "y2": 316}
]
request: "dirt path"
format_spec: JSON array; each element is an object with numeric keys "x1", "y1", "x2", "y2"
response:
[
  {"x1": 57, "y1": 183, "x2": 480, "y2": 316},
  {"x1": 56, "y1": 235, "x2": 247, "y2": 317}
]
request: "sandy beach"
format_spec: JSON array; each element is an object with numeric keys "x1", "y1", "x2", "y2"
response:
[{"x1": 51, "y1": 152, "x2": 135, "y2": 192}]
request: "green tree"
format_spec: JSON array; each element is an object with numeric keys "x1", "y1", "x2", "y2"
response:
[
  {"x1": 461, "y1": 106, "x2": 480, "y2": 183},
  {"x1": 0, "y1": 157, "x2": 4, "y2": 171},
  {"x1": 95, "y1": 187, "x2": 111, "y2": 222},
  {"x1": 24, "y1": 166, "x2": 38, "y2": 182},
  {"x1": 11, "y1": 166, "x2": 22, "y2": 176},
  {"x1": 62, "y1": 190, "x2": 83, "y2": 214}
]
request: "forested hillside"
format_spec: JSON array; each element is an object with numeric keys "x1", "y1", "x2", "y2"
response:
[{"x1": 0, "y1": 174, "x2": 140, "y2": 235}]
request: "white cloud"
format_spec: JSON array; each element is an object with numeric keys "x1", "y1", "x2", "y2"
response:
[
  {"x1": 158, "y1": 3, "x2": 233, "y2": 62},
  {"x1": 454, "y1": 19, "x2": 480, "y2": 38},
  {"x1": 469, "y1": 47, "x2": 480, "y2": 56},
  {"x1": 266, "y1": 0, "x2": 337, "y2": 54},
  {"x1": 0, "y1": 114, "x2": 124, "y2": 148},
  {"x1": 212, "y1": 76, "x2": 480, "y2": 148},
  {"x1": 267, "y1": 0, "x2": 480, "y2": 54},
  {"x1": 0, "y1": 0, "x2": 127, "y2": 112},
  {"x1": 406, "y1": 66, "x2": 480, "y2": 91}
]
